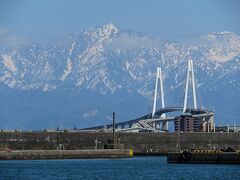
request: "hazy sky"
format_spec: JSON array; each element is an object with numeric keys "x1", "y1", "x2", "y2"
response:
[{"x1": 0, "y1": 0, "x2": 240, "y2": 48}]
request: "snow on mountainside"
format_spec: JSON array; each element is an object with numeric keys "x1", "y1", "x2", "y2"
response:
[
  {"x1": 202, "y1": 32, "x2": 240, "y2": 62},
  {"x1": 0, "y1": 24, "x2": 240, "y2": 129}
]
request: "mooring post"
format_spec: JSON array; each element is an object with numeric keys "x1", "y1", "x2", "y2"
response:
[{"x1": 113, "y1": 112, "x2": 115, "y2": 141}]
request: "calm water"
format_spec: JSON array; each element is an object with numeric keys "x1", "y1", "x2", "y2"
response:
[{"x1": 0, "y1": 157, "x2": 239, "y2": 179}]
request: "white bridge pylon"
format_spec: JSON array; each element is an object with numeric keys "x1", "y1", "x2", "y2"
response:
[
  {"x1": 183, "y1": 59, "x2": 197, "y2": 113},
  {"x1": 151, "y1": 60, "x2": 197, "y2": 131},
  {"x1": 152, "y1": 67, "x2": 167, "y2": 130}
]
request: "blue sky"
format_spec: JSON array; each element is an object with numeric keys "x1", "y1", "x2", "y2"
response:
[{"x1": 0, "y1": 0, "x2": 240, "y2": 48}]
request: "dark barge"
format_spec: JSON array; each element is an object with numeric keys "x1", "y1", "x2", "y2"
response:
[{"x1": 167, "y1": 148, "x2": 240, "y2": 164}]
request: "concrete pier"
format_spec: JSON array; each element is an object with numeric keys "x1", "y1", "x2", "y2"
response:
[
  {"x1": 0, "y1": 149, "x2": 132, "y2": 160},
  {"x1": 167, "y1": 151, "x2": 240, "y2": 164}
]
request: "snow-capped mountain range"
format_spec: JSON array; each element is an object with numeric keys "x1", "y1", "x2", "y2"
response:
[{"x1": 0, "y1": 23, "x2": 240, "y2": 129}]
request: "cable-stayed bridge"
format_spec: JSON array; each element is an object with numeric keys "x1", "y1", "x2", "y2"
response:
[{"x1": 84, "y1": 60, "x2": 214, "y2": 132}]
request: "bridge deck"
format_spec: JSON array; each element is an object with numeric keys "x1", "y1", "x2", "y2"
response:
[{"x1": 83, "y1": 107, "x2": 214, "y2": 131}]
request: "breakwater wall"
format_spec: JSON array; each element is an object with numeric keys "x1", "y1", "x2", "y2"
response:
[
  {"x1": 0, "y1": 149, "x2": 131, "y2": 160},
  {"x1": 0, "y1": 132, "x2": 239, "y2": 154}
]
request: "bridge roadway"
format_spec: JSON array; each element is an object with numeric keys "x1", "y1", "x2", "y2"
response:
[{"x1": 84, "y1": 107, "x2": 214, "y2": 131}]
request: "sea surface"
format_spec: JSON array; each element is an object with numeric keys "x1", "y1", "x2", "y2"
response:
[{"x1": 0, "y1": 157, "x2": 239, "y2": 179}]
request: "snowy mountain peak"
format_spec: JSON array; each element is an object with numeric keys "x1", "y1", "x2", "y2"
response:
[
  {"x1": 0, "y1": 25, "x2": 239, "y2": 93},
  {"x1": 207, "y1": 31, "x2": 240, "y2": 43},
  {"x1": 82, "y1": 23, "x2": 119, "y2": 42},
  {"x1": 102, "y1": 23, "x2": 119, "y2": 34}
]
